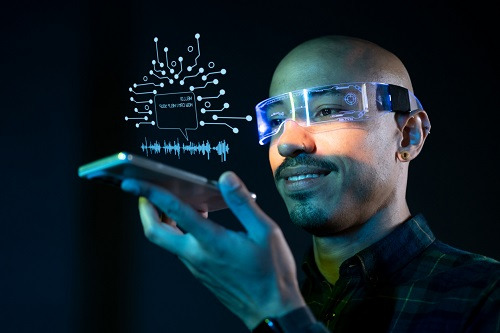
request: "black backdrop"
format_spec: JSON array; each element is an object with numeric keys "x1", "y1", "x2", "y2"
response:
[{"x1": 1, "y1": 1, "x2": 498, "y2": 332}]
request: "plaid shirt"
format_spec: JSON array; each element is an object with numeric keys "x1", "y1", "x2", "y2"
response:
[{"x1": 300, "y1": 214, "x2": 500, "y2": 332}]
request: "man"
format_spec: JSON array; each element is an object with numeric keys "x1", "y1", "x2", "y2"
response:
[{"x1": 121, "y1": 35, "x2": 499, "y2": 332}]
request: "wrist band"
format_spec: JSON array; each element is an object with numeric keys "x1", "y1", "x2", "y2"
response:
[
  {"x1": 252, "y1": 306, "x2": 318, "y2": 333},
  {"x1": 252, "y1": 318, "x2": 284, "y2": 333}
]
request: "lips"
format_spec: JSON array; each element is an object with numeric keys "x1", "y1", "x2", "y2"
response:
[
  {"x1": 277, "y1": 166, "x2": 332, "y2": 193},
  {"x1": 278, "y1": 166, "x2": 331, "y2": 181}
]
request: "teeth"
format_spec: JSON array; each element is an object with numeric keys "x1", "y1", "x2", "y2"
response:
[{"x1": 288, "y1": 174, "x2": 321, "y2": 181}]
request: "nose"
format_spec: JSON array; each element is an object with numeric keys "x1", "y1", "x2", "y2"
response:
[{"x1": 276, "y1": 120, "x2": 315, "y2": 158}]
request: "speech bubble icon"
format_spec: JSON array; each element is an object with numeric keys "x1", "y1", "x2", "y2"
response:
[{"x1": 154, "y1": 91, "x2": 198, "y2": 140}]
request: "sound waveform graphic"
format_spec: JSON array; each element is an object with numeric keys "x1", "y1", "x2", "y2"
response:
[{"x1": 141, "y1": 137, "x2": 230, "y2": 162}]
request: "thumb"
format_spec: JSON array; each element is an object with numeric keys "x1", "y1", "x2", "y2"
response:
[{"x1": 218, "y1": 171, "x2": 277, "y2": 242}]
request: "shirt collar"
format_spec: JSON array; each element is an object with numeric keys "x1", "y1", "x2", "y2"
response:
[{"x1": 302, "y1": 213, "x2": 436, "y2": 285}]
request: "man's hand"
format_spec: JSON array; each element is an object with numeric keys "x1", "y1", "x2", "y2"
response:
[{"x1": 121, "y1": 171, "x2": 306, "y2": 329}]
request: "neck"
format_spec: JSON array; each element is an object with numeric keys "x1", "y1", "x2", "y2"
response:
[{"x1": 313, "y1": 206, "x2": 411, "y2": 284}]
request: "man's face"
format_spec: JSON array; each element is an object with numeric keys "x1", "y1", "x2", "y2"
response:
[
  {"x1": 265, "y1": 38, "x2": 415, "y2": 236},
  {"x1": 268, "y1": 101, "x2": 401, "y2": 236}
]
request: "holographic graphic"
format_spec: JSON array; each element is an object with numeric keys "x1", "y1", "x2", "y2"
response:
[
  {"x1": 125, "y1": 33, "x2": 253, "y2": 143},
  {"x1": 140, "y1": 137, "x2": 230, "y2": 162}
]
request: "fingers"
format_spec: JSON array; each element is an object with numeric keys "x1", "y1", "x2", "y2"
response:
[
  {"x1": 160, "y1": 208, "x2": 206, "y2": 224},
  {"x1": 121, "y1": 178, "x2": 224, "y2": 243},
  {"x1": 137, "y1": 196, "x2": 187, "y2": 255},
  {"x1": 218, "y1": 171, "x2": 277, "y2": 241}
]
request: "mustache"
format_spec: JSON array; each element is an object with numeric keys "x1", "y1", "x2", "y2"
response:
[{"x1": 274, "y1": 154, "x2": 338, "y2": 181}]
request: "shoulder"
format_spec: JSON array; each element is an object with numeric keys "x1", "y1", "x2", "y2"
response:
[
  {"x1": 427, "y1": 240, "x2": 499, "y2": 276},
  {"x1": 398, "y1": 214, "x2": 499, "y2": 286},
  {"x1": 407, "y1": 239, "x2": 499, "y2": 296}
]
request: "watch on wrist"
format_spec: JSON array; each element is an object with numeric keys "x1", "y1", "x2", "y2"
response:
[
  {"x1": 252, "y1": 318, "x2": 283, "y2": 333},
  {"x1": 252, "y1": 306, "x2": 320, "y2": 333}
]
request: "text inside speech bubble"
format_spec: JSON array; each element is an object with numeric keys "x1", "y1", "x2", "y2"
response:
[{"x1": 154, "y1": 91, "x2": 198, "y2": 140}]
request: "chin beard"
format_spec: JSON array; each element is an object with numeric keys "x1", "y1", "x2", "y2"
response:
[{"x1": 288, "y1": 202, "x2": 333, "y2": 236}]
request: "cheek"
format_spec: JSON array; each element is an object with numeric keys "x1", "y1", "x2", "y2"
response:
[
  {"x1": 268, "y1": 145, "x2": 281, "y2": 174},
  {"x1": 314, "y1": 130, "x2": 371, "y2": 160},
  {"x1": 314, "y1": 129, "x2": 396, "y2": 191},
  {"x1": 322, "y1": 124, "x2": 396, "y2": 163}
]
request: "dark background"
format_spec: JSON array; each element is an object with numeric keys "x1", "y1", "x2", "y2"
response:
[{"x1": 1, "y1": 1, "x2": 498, "y2": 332}]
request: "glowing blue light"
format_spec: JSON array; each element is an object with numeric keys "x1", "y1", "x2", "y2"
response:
[
  {"x1": 303, "y1": 89, "x2": 310, "y2": 126},
  {"x1": 258, "y1": 123, "x2": 268, "y2": 134}
]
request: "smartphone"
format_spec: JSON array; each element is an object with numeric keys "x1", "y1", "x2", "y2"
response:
[{"x1": 78, "y1": 151, "x2": 229, "y2": 212}]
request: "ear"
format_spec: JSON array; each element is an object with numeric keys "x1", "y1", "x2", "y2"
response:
[{"x1": 394, "y1": 110, "x2": 431, "y2": 162}]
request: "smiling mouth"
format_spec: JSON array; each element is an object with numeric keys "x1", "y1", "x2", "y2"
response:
[
  {"x1": 274, "y1": 154, "x2": 339, "y2": 187},
  {"x1": 286, "y1": 171, "x2": 331, "y2": 181}
]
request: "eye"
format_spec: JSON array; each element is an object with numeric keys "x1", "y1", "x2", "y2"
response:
[
  {"x1": 314, "y1": 107, "x2": 344, "y2": 119},
  {"x1": 319, "y1": 108, "x2": 334, "y2": 116},
  {"x1": 270, "y1": 118, "x2": 285, "y2": 128}
]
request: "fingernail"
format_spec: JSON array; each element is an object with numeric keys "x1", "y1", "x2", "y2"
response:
[
  {"x1": 121, "y1": 179, "x2": 140, "y2": 195},
  {"x1": 222, "y1": 172, "x2": 240, "y2": 190}
]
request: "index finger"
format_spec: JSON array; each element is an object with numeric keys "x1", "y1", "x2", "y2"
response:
[{"x1": 121, "y1": 178, "x2": 224, "y2": 242}]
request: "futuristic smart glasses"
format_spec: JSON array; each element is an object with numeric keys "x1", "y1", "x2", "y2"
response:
[{"x1": 255, "y1": 82, "x2": 423, "y2": 145}]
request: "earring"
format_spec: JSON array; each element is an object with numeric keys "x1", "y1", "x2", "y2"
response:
[{"x1": 400, "y1": 151, "x2": 411, "y2": 161}]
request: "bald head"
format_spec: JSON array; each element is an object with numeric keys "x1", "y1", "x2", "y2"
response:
[{"x1": 269, "y1": 35, "x2": 413, "y2": 96}]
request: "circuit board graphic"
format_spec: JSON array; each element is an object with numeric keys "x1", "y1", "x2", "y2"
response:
[{"x1": 124, "y1": 33, "x2": 252, "y2": 162}]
